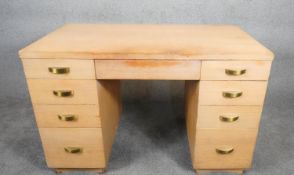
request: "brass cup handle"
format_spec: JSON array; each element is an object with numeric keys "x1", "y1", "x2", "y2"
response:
[
  {"x1": 219, "y1": 115, "x2": 239, "y2": 122},
  {"x1": 223, "y1": 91, "x2": 242, "y2": 98},
  {"x1": 64, "y1": 147, "x2": 82, "y2": 154},
  {"x1": 58, "y1": 114, "x2": 78, "y2": 121},
  {"x1": 225, "y1": 69, "x2": 246, "y2": 76},
  {"x1": 48, "y1": 67, "x2": 70, "y2": 74},
  {"x1": 216, "y1": 147, "x2": 234, "y2": 155},
  {"x1": 53, "y1": 90, "x2": 74, "y2": 97}
]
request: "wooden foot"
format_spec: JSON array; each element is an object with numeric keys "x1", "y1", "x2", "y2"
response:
[
  {"x1": 54, "y1": 168, "x2": 105, "y2": 174},
  {"x1": 196, "y1": 169, "x2": 244, "y2": 175}
]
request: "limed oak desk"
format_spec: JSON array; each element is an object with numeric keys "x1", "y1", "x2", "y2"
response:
[{"x1": 19, "y1": 24, "x2": 274, "y2": 174}]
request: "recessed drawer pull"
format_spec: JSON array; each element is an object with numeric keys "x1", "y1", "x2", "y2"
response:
[
  {"x1": 53, "y1": 90, "x2": 74, "y2": 97},
  {"x1": 219, "y1": 115, "x2": 239, "y2": 122},
  {"x1": 222, "y1": 91, "x2": 242, "y2": 98},
  {"x1": 64, "y1": 147, "x2": 82, "y2": 154},
  {"x1": 48, "y1": 67, "x2": 70, "y2": 74},
  {"x1": 216, "y1": 147, "x2": 234, "y2": 155},
  {"x1": 58, "y1": 114, "x2": 78, "y2": 121},
  {"x1": 225, "y1": 69, "x2": 246, "y2": 76}
]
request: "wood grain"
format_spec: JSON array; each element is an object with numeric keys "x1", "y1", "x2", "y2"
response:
[
  {"x1": 33, "y1": 104, "x2": 100, "y2": 128},
  {"x1": 95, "y1": 60, "x2": 201, "y2": 80},
  {"x1": 185, "y1": 80, "x2": 199, "y2": 166},
  {"x1": 19, "y1": 24, "x2": 274, "y2": 60},
  {"x1": 22, "y1": 59, "x2": 95, "y2": 79},
  {"x1": 39, "y1": 128, "x2": 106, "y2": 168},
  {"x1": 195, "y1": 129, "x2": 257, "y2": 169},
  {"x1": 201, "y1": 61, "x2": 272, "y2": 80},
  {"x1": 27, "y1": 79, "x2": 99, "y2": 104},
  {"x1": 97, "y1": 80, "x2": 121, "y2": 164},
  {"x1": 199, "y1": 81, "x2": 268, "y2": 105},
  {"x1": 197, "y1": 106, "x2": 262, "y2": 129}
]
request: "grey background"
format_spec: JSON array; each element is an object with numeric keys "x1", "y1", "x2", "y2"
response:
[{"x1": 0, "y1": 0, "x2": 294, "y2": 175}]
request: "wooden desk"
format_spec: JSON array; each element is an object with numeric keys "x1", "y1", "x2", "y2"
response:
[{"x1": 19, "y1": 24, "x2": 274, "y2": 174}]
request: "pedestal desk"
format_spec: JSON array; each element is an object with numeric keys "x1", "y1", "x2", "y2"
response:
[{"x1": 19, "y1": 24, "x2": 274, "y2": 174}]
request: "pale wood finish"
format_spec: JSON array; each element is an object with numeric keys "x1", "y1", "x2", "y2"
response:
[
  {"x1": 95, "y1": 60, "x2": 201, "y2": 80},
  {"x1": 195, "y1": 129, "x2": 258, "y2": 169},
  {"x1": 196, "y1": 169, "x2": 243, "y2": 175},
  {"x1": 185, "y1": 81, "x2": 200, "y2": 163},
  {"x1": 197, "y1": 106, "x2": 262, "y2": 129},
  {"x1": 199, "y1": 81, "x2": 268, "y2": 105},
  {"x1": 201, "y1": 61, "x2": 272, "y2": 80},
  {"x1": 39, "y1": 128, "x2": 105, "y2": 168},
  {"x1": 22, "y1": 59, "x2": 96, "y2": 79},
  {"x1": 97, "y1": 80, "x2": 121, "y2": 164},
  {"x1": 18, "y1": 24, "x2": 274, "y2": 174},
  {"x1": 19, "y1": 24, "x2": 274, "y2": 60},
  {"x1": 33, "y1": 104, "x2": 101, "y2": 128},
  {"x1": 27, "y1": 79, "x2": 99, "y2": 104}
]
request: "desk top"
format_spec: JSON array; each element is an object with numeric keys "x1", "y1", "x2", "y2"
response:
[{"x1": 19, "y1": 24, "x2": 274, "y2": 60}]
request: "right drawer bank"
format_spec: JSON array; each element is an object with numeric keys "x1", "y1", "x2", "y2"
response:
[{"x1": 190, "y1": 60, "x2": 272, "y2": 171}]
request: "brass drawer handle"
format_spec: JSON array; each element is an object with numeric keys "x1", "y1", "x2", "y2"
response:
[
  {"x1": 53, "y1": 90, "x2": 74, "y2": 97},
  {"x1": 225, "y1": 69, "x2": 246, "y2": 76},
  {"x1": 219, "y1": 115, "x2": 239, "y2": 122},
  {"x1": 48, "y1": 67, "x2": 70, "y2": 74},
  {"x1": 216, "y1": 147, "x2": 234, "y2": 155},
  {"x1": 64, "y1": 147, "x2": 82, "y2": 154},
  {"x1": 223, "y1": 91, "x2": 242, "y2": 98},
  {"x1": 58, "y1": 114, "x2": 78, "y2": 121}
]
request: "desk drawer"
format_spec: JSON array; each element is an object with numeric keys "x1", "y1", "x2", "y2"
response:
[
  {"x1": 34, "y1": 105, "x2": 100, "y2": 128},
  {"x1": 199, "y1": 81, "x2": 267, "y2": 105},
  {"x1": 39, "y1": 128, "x2": 105, "y2": 168},
  {"x1": 195, "y1": 129, "x2": 257, "y2": 169},
  {"x1": 201, "y1": 61, "x2": 271, "y2": 80},
  {"x1": 22, "y1": 59, "x2": 95, "y2": 79},
  {"x1": 95, "y1": 60, "x2": 201, "y2": 80},
  {"x1": 27, "y1": 79, "x2": 98, "y2": 104},
  {"x1": 197, "y1": 106, "x2": 262, "y2": 129}
]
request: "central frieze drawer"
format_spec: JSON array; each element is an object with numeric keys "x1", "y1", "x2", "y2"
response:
[
  {"x1": 27, "y1": 79, "x2": 99, "y2": 104},
  {"x1": 199, "y1": 81, "x2": 267, "y2": 105},
  {"x1": 95, "y1": 60, "x2": 201, "y2": 80},
  {"x1": 39, "y1": 128, "x2": 105, "y2": 168}
]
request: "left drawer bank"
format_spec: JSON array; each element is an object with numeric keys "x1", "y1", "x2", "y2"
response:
[{"x1": 21, "y1": 58, "x2": 121, "y2": 171}]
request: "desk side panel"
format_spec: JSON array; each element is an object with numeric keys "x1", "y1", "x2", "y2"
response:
[
  {"x1": 97, "y1": 80, "x2": 121, "y2": 164},
  {"x1": 185, "y1": 80, "x2": 200, "y2": 167}
]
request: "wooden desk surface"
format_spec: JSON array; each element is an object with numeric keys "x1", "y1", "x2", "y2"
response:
[{"x1": 19, "y1": 24, "x2": 274, "y2": 60}]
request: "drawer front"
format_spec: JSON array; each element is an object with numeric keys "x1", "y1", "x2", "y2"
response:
[
  {"x1": 201, "y1": 61, "x2": 271, "y2": 80},
  {"x1": 22, "y1": 59, "x2": 95, "y2": 79},
  {"x1": 27, "y1": 79, "x2": 98, "y2": 104},
  {"x1": 197, "y1": 106, "x2": 262, "y2": 129},
  {"x1": 95, "y1": 60, "x2": 201, "y2": 80},
  {"x1": 195, "y1": 129, "x2": 257, "y2": 169},
  {"x1": 199, "y1": 81, "x2": 267, "y2": 105},
  {"x1": 39, "y1": 128, "x2": 105, "y2": 168},
  {"x1": 34, "y1": 105, "x2": 100, "y2": 128}
]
